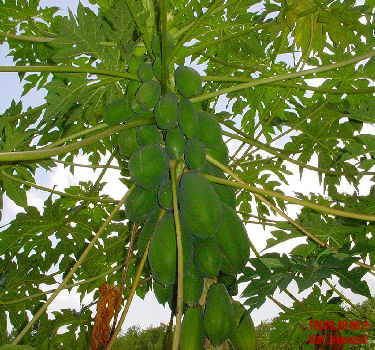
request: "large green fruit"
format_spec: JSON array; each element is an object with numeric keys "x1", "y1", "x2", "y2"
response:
[
  {"x1": 217, "y1": 273, "x2": 238, "y2": 296},
  {"x1": 124, "y1": 186, "x2": 158, "y2": 222},
  {"x1": 118, "y1": 128, "x2": 140, "y2": 158},
  {"x1": 193, "y1": 237, "x2": 222, "y2": 278},
  {"x1": 175, "y1": 66, "x2": 202, "y2": 98},
  {"x1": 153, "y1": 57, "x2": 161, "y2": 81},
  {"x1": 158, "y1": 179, "x2": 172, "y2": 210},
  {"x1": 151, "y1": 34, "x2": 174, "y2": 57},
  {"x1": 153, "y1": 280, "x2": 174, "y2": 306},
  {"x1": 103, "y1": 98, "x2": 133, "y2": 125},
  {"x1": 197, "y1": 111, "x2": 222, "y2": 148},
  {"x1": 137, "y1": 210, "x2": 159, "y2": 257},
  {"x1": 178, "y1": 98, "x2": 198, "y2": 138},
  {"x1": 180, "y1": 307, "x2": 205, "y2": 350},
  {"x1": 148, "y1": 213, "x2": 176, "y2": 285},
  {"x1": 137, "y1": 62, "x2": 154, "y2": 82},
  {"x1": 182, "y1": 224, "x2": 193, "y2": 274},
  {"x1": 183, "y1": 262, "x2": 204, "y2": 306},
  {"x1": 206, "y1": 141, "x2": 229, "y2": 164},
  {"x1": 184, "y1": 138, "x2": 206, "y2": 170},
  {"x1": 215, "y1": 202, "x2": 250, "y2": 273},
  {"x1": 166, "y1": 128, "x2": 185, "y2": 159},
  {"x1": 154, "y1": 93, "x2": 178, "y2": 129},
  {"x1": 203, "y1": 283, "x2": 234, "y2": 347},
  {"x1": 136, "y1": 81, "x2": 161, "y2": 110},
  {"x1": 136, "y1": 125, "x2": 161, "y2": 146},
  {"x1": 202, "y1": 163, "x2": 236, "y2": 209},
  {"x1": 129, "y1": 144, "x2": 168, "y2": 189},
  {"x1": 230, "y1": 301, "x2": 256, "y2": 350},
  {"x1": 178, "y1": 171, "x2": 222, "y2": 238}
]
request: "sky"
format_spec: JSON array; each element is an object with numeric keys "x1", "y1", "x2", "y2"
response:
[{"x1": 0, "y1": 0, "x2": 374, "y2": 338}]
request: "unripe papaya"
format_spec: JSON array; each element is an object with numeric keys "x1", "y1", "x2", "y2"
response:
[
  {"x1": 206, "y1": 141, "x2": 229, "y2": 165},
  {"x1": 180, "y1": 307, "x2": 205, "y2": 350},
  {"x1": 118, "y1": 128, "x2": 140, "y2": 158},
  {"x1": 166, "y1": 128, "x2": 185, "y2": 159},
  {"x1": 137, "y1": 62, "x2": 154, "y2": 82},
  {"x1": 184, "y1": 138, "x2": 206, "y2": 171},
  {"x1": 103, "y1": 98, "x2": 133, "y2": 125},
  {"x1": 178, "y1": 171, "x2": 222, "y2": 238},
  {"x1": 202, "y1": 163, "x2": 236, "y2": 209},
  {"x1": 128, "y1": 55, "x2": 143, "y2": 73},
  {"x1": 193, "y1": 237, "x2": 222, "y2": 278},
  {"x1": 182, "y1": 224, "x2": 193, "y2": 274},
  {"x1": 197, "y1": 111, "x2": 222, "y2": 148},
  {"x1": 127, "y1": 81, "x2": 141, "y2": 98},
  {"x1": 230, "y1": 301, "x2": 256, "y2": 350},
  {"x1": 154, "y1": 93, "x2": 178, "y2": 129},
  {"x1": 183, "y1": 262, "x2": 204, "y2": 306},
  {"x1": 153, "y1": 280, "x2": 174, "y2": 306},
  {"x1": 217, "y1": 273, "x2": 238, "y2": 296},
  {"x1": 158, "y1": 179, "x2": 172, "y2": 210},
  {"x1": 175, "y1": 66, "x2": 202, "y2": 98},
  {"x1": 153, "y1": 57, "x2": 161, "y2": 81},
  {"x1": 178, "y1": 98, "x2": 198, "y2": 138},
  {"x1": 215, "y1": 202, "x2": 250, "y2": 273},
  {"x1": 137, "y1": 210, "x2": 160, "y2": 257},
  {"x1": 136, "y1": 81, "x2": 161, "y2": 110},
  {"x1": 129, "y1": 144, "x2": 169, "y2": 189},
  {"x1": 151, "y1": 34, "x2": 174, "y2": 57},
  {"x1": 124, "y1": 186, "x2": 158, "y2": 222},
  {"x1": 148, "y1": 213, "x2": 176, "y2": 285},
  {"x1": 203, "y1": 283, "x2": 234, "y2": 346},
  {"x1": 136, "y1": 125, "x2": 161, "y2": 146}
]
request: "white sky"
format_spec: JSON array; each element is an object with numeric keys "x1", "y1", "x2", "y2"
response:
[{"x1": 0, "y1": 0, "x2": 374, "y2": 338}]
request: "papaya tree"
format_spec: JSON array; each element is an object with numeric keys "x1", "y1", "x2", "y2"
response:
[{"x1": 0, "y1": 0, "x2": 374, "y2": 349}]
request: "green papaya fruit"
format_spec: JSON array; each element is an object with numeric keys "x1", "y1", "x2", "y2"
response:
[
  {"x1": 203, "y1": 283, "x2": 234, "y2": 346},
  {"x1": 220, "y1": 254, "x2": 236, "y2": 275},
  {"x1": 130, "y1": 97, "x2": 143, "y2": 113},
  {"x1": 137, "y1": 62, "x2": 154, "y2": 82},
  {"x1": 217, "y1": 273, "x2": 238, "y2": 296},
  {"x1": 118, "y1": 127, "x2": 140, "y2": 158},
  {"x1": 132, "y1": 109, "x2": 155, "y2": 121},
  {"x1": 180, "y1": 307, "x2": 205, "y2": 350},
  {"x1": 178, "y1": 171, "x2": 222, "y2": 238},
  {"x1": 153, "y1": 57, "x2": 161, "y2": 81},
  {"x1": 183, "y1": 262, "x2": 204, "y2": 306},
  {"x1": 151, "y1": 34, "x2": 174, "y2": 57},
  {"x1": 230, "y1": 301, "x2": 256, "y2": 350},
  {"x1": 137, "y1": 210, "x2": 160, "y2": 257},
  {"x1": 215, "y1": 202, "x2": 250, "y2": 273},
  {"x1": 158, "y1": 179, "x2": 173, "y2": 210},
  {"x1": 136, "y1": 81, "x2": 161, "y2": 110},
  {"x1": 206, "y1": 141, "x2": 229, "y2": 165},
  {"x1": 184, "y1": 138, "x2": 206, "y2": 170},
  {"x1": 136, "y1": 125, "x2": 161, "y2": 146},
  {"x1": 153, "y1": 280, "x2": 174, "y2": 305},
  {"x1": 166, "y1": 128, "x2": 185, "y2": 159},
  {"x1": 129, "y1": 144, "x2": 169, "y2": 189},
  {"x1": 202, "y1": 163, "x2": 236, "y2": 209},
  {"x1": 154, "y1": 93, "x2": 178, "y2": 129},
  {"x1": 128, "y1": 55, "x2": 143, "y2": 73},
  {"x1": 175, "y1": 66, "x2": 202, "y2": 98},
  {"x1": 103, "y1": 98, "x2": 133, "y2": 125},
  {"x1": 181, "y1": 224, "x2": 193, "y2": 274},
  {"x1": 148, "y1": 213, "x2": 176, "y2": 285},
  {"x1": 197, "y1": 111, "x2": 222, "y2": 148},
  {"x1": 178, "y1": 98, "x2": 198, "y2": 138},
  {"x1": 124, "y1": 186, "x2": 158, "y2": 222},
  {"x1": 193, "y1": 237, "x2": 222, "y2": 278}
]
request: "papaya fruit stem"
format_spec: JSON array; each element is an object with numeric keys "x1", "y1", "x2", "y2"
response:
[
  {"x1": 11, "y1": 186, "x2": 134, "y2": 345},
  {"x1": 170, "y1": 159, "x2": 184, "y2": 350},
  {"x1": 0, "y1": 119, "x2": 154, "y2": 163},
  {"x1": 205, "y1": 155, "x2": 375, "y2": 223}
]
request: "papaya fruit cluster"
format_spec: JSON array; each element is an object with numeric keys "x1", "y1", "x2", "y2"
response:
[{"x1": 102, "y1": 35, "x2": 255, "y2": 349}]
